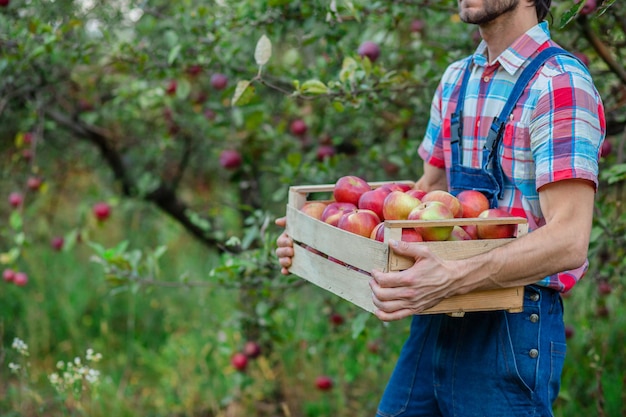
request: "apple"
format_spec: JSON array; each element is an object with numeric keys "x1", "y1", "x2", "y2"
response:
[
  {"x1": 290, "y1": 119, "x2": 308, "y2": 137},
  {"x1": 316, "y1": 145, "x2": 335, "y2": 161},
  {"x1": 210, "y1": 73, "x2": 229, "y2": 90},
  {"x1": 333, "y1": 175, "x2": 371, "y2": 206},
  {"x1": 407, "y1": 201, "x2": 454, "y2": 241},
  {"x1": 0, "y1": 1, "x2": 10, "y2": 7},
  {"x1": 27, "y1": 176, "x2": 43, "y2": 191},
  {"x1": 579, "y1": 0, "x2": 596, "y2": 15},
  {"x1": 321, "y1": 202, "x2": 356, "y2": 226},
  {"x1": 219, "y1": 149, "x2": 242, "y2": 170},
  {"x1": 457, "y1": 189, "x2": 490, "y2": 218},
  {"x1": 315, "y1": 375, "x2": 333, "y2": 391},
  {"x1": 3, "y1": 269, "x2": 15, "y2": 282},
  {"x1": 476, "y1": 208, "x2": 516, "y2": 239},
  {"x1": 93, "y1": 202, "x2": 111, "y2": 221},
  {"x1": 243, "y1": 341, "x2": 262, "y2": 359},
  {"x1": 51, "y1": 236, "x2": 65, "y2": 251},
  {"x1": 337, "y1": 209, "x2": 381, "y2": 237},
  {"x1": 8, "y1": 192, "x2": 23, "y2": 208},
  {"x1": 23, "y1": 132, "x2": 34, "y2": 144},
  {"x1": 382, "y1": 191, "x2": 422, "y2": 220},
  {"x1": 204, "y1": 108, "x2": 217, "y2": 121},
  {"x1": 186, "y1": 64, "x2": 203, "y2": 77},
  {"x1": 165, "y1": 80, "x2": 177, "y2": 95},
  {"x1": 565, "y1": 325, "x2": 575, "y2": 339},
  {"x1": 422, "y1": 190, "x2": 463, "y2": 218},
  {"x1": 410, "y1": 19, "x2": 425, "y2": 33},
  {"x1": 231, "y1": 352, "x2": 248, "y2": 371},
  {"x1": 358, "y1": 187, "x2": 390, "y2": 220},
  {"x1": 371, "y1": 223, "x2": 423, "y2": 243},
  {"x1": 597, "y1": 281, "x2": 612, "y2": 296},
  {"x1": 358, "y1": 41, "x2": 380, "y2": 63},
  {"x1": 600, "y1": 140, "x2": 612, "y2": 158},
  {"x1": 13, "y1": 272, "x2": 28, "y2": 286},
  {"x1": 380, "y1": 182, "x2": 412, "y2": 193},
  {"x1": 329, "y1": 312, "x2": 344, "y2": 326},
  {"x1": 462, "y1": 224, "x2": 479, "y2": 240},
  {"x1": 300, "y1": 201, "x2": 329, "y2": 220},
  {"x1": 448, "y1": 225, "x2": 473, "y2": 241},
  {"x1": 405, "y1": 188, "x2": 427, "y2": 200}
]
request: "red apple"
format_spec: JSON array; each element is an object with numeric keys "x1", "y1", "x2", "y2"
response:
[
  {"x1": 300, "y1": 201, "x2": 329, "y2": 220},
  {"x1": 243, "y1": 341, "x2": 262, "y2": 359},
  {"x1": 219, "y1": 149, "x2": 242, "y2": 170},
  {"x1": 600, "y1": 140, "x2": 612, "y2": 158},
  {"x1": 333, "y1": 175, "x2": 371, "y2": 206},
  {"x1": 3, "y1": 269, "x2": 15, "y2": 282},
  {"x1": 51, "y1": 236, "x2": 65, "y2": 251},
  {"x1": 372, "y1": 223, "x2": 424, "y2": 243},
  {"x1": 338, "y1": 209, "x2": 381, "y2": 237},
  {"x1": 93, "y1": 202, "x2": 111, "y2": 221},
  {"x1": 210, "y1": 73, "x2": 229, "y2": 90},
  {"x1": 382, "y1": 191, "x2": 422, "y2": 220},
  {"x1": 231, "y1": 352, "x2": 248, "y2": 371},
  {"x1": 457, "y1": 190, "x2": 490, "y2": 218},
  {"x1": 27, "y1": 176, "x2": 43, "y2": 191},
  {"x1": 290, "y1": 119, "x2": 308, "y2": 137},
  {"x1": 13, "y1": 272, "x2": 28, "y2": 286},
  {"x1": 410, "y1": 19, "x2": 425, "y2": 33},
  {"x1": 329, "y1": 312, "x2": 344, "y2": 326},
  {"x1": 186, "y1": 64, "x2": 203, "y2": 77},
  {"x1": 422, "y1": 190, "x2": 463, "y2": 218},
  {"x1": 358, "y1": 41, "x2": 380, "y2": 63},
  {"x1": 165, "y1": 80, "x2": 177, "y2": 95},
  {"x1": 315, "y1": 375, "x2": 333, "y2": 391},
  {"x1": 380, "y1": 182, "x2": 412, "y2": 193},
  {"x1": 476, "y1": 208, "x2": 516, "y2": 239},
  {"x1": 316, "y1": 145, "x2": 335, "y2": 161},
  {"x1": 597, "y1": 281, "x2": 612, "y2": 296},
  {"x1": 579, "y1": 0, "x2": 596, "y2": 15},
  {"x1": 408, "y1": 201, "x2": 454, "y2": 241},
  {"x1": 23, "y1": 132, "x2": 34, "y2": 144},
  {"x1": 8, "y1": 192, "x2": 23, "y2": 208},
  {"x1": 0, "y1": 1, "x2": 10, "y2": 8},
  {"x1": 565, "y1": 325, "x2": 575, "y2": 339},
  {"x1": 405, "y1": 188, "x2": 427, "y2": 200},
  {"x1": 358, "y1": 188, "x2": 390, "y2": 220},
  {"x1": 448, "y1": 225, "x2": 473, "y2": 241},
  {"x1": 321, "y1": 202, "x2": 357, "y2": 226},
  {"x1": 462, "y1": 224, "x2": 479, "y2": 240}
]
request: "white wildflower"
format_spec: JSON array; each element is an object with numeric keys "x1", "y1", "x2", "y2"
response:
[
  {"x1": 11, "y1": 338, "x2": 29, "y2": 356},
  {"x1": 8, "y1": 362, "x2": 21, "y2": 373}
]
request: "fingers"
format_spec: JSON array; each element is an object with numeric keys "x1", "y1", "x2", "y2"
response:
[
  {"x1": 275, "y1": 216, "x2": 287, "y2": 228},
  {"x1": 276, "y1": 231, "x2": 294, "y2": 275},
  {"x1": 388, "y1": 239, "x2": 431, "y2": 259}
]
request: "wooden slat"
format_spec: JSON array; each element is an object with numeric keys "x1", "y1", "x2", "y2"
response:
[
  {"x1": 286, "y1": 205, "x2": 388, "y2": 272},
  {"x1": 290, "y1": 243, "x2": 377, "y2": 313}
]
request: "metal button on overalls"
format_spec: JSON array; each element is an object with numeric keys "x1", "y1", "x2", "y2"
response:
[
  {"x1": 529, "y1": 313, "x2": 539, "y2": 323},
  {"x1": 529, "y1": 349, "x2": 539, "y2": 358},
  {"x1": 530, "y1": 293, "x2": 540, "y2": 302}
]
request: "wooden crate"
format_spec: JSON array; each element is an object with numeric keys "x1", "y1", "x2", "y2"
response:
[{"x1": 285, "y1": 182, "x2": 527, "y2": 316}]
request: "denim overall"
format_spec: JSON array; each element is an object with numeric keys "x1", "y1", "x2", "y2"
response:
[
  {"x1": 376, "y1": 47, "x2": 575, "y2": 417},
  {"x1": 448, "y1": 46, "x2": 574, "y2": 208}
]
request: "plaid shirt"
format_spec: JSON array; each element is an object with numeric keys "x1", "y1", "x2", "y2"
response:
[{"x1": 418, "y1": 22, "x2": 606, "y2": 292}]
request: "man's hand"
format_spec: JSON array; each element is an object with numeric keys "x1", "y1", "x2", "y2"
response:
[
  {"x1": 275, "y1": 216, "x2": 294, "y2": 275},
  {"x1": 370, "y1": 239, "x2": 458, "y2": 322}
]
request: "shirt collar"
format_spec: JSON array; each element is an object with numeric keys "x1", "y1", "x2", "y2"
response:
[{"x1": 471, "y1": 21, "x2": 551, "y2": 75}]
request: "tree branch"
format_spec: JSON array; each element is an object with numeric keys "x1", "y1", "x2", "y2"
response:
[{"x1": 579, "y1": 16, "x2": 626, "y2": 86}]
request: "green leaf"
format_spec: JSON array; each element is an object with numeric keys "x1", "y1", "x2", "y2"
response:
[
  {"x1": 168, "y1": 44, "x2": 181, "y2": 66},
  {"x1": 340, "y1": 57, "x2": 358, "y2": 83},
  {"x1": 176, "y1": 78, "x2": 191, "y2": 100},
  {"x1": 351, "y1": 311, "x2": 370, "y2": 339},
  {"x1": 300, "y1": 79, "x2": 329, "y2": 95},
  {"x1": 9, "y1": 211, "x2": 22, "y2": 231},
  {"x1": 231, "y1": 80, "x2": 255, "y2": 106},
  {"x1": 558, "y1": 1, "x2": 586, "y2": 28},
  {"x1": 255, "y1": 34, "x2": 272, "y2": 67}
]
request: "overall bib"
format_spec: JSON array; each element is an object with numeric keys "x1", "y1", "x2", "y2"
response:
[
  {"x1": 376, "y1": 47, "x2": 576, "y2": 417},
  {"x1": 448, "y1": 46, "x2": 575, "y2": 207}
]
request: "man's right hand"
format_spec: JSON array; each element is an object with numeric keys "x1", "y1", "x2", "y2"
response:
[{"x1": 275, "y1": 216, "x2": 294, "y2": 275}]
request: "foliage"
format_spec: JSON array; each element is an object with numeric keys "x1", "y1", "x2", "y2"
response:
[{"x1": 1, "y1": 0, "x2": 625, "y2": 416}]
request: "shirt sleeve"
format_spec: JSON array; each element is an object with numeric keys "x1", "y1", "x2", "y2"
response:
[{"x1": 530, "y1": 67, "x2": 606, "y2": 191}]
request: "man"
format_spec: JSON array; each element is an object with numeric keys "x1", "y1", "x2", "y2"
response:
[{"x1": 276, "y1": 0, "x2": 606, "y2": 415}]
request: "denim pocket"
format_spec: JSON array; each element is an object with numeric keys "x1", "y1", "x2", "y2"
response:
[
  {"x1": 501, "y1": 309, "x2": 541, "y2": 396},
  {"x1": 549, "y1": 341, "x2": 567, "y2": 404}
]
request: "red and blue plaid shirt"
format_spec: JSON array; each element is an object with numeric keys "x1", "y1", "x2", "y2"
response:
[{"x1": 418, "y1": 22, "x2": 606, "y2": 292}]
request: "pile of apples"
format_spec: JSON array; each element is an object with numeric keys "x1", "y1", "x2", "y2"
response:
[{"x1": 299, "y1": 175, "x2": 517, "y2": 242}]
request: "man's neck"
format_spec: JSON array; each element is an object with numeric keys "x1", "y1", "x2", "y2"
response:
[{"x1": 479, "y1": 11, "x2": 539, "y2": 64}]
